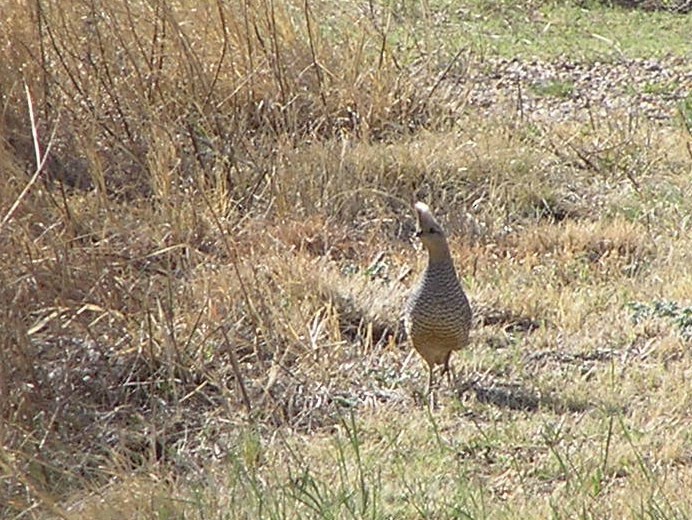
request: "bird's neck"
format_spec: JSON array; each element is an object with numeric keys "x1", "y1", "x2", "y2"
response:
[{"x1": 425, "y1": 241, "x2": 454, "y2": 267}]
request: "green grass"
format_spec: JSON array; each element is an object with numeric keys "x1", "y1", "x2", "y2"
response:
[
  {"x1": 392, "y1": 0, "x2": 692, "y2": 61},
  {"x1": 67, "y1": 404, "x2": 692, "y2": 518}
]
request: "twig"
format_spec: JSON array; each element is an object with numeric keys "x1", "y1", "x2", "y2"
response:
[
  {"x1": 221, "y1": 327, "x2": 252, "y2": 414},
  {"x1": 0, "y1": 83, "x2": 57, "y2": 231},
  {"x1": 202, "y1": 0, "x2": 229, "y2": 108},
  {"x1": 424, "y1": 47, "x2": 466, "y2": 107},
  {"x1": 304, "y1": 0, "x2": 328, "y2": 112}
]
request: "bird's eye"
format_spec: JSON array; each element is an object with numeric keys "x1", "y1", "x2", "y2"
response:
[{"x1": 428, "y1": 227, "x2": 437, "y2": 234}]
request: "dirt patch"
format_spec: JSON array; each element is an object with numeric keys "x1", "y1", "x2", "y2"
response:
[
  {"x1": 455, "y1": 56, "x2": 691, "y2": 123},
  {"x1": 600, "y1": 0, "x2": 692, "y2": 13}
]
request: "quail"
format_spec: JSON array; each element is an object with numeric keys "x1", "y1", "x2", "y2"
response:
[{"x1": 405, "y1": 202, "x2": 472, "y2": 393}]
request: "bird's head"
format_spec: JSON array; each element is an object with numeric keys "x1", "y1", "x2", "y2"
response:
[{"x1": 414, "y1": 201, "x2": 449, "y2": 257}]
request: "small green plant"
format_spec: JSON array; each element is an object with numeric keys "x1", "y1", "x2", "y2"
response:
[
  {"x1": 678, "y1": 93, "x2": 692, "y2": 133},
  {"x1": 530, "y1": 80, "x2": 575, "y2": 99},
  {"x1": 642, "y1": 81, "x2": 676, "y2": 95},
  {"x1": 627, "y1": 300, "x2": 692, "y2": 341}
]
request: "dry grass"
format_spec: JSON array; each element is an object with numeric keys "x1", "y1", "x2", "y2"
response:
[{"x1": 1, "y1": 0, "x2": 692, "y2": 518}]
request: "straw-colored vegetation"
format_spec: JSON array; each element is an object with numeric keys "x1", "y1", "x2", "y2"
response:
[{"x1": 1, "y1": 0, "x2": 691, "y2": 518}]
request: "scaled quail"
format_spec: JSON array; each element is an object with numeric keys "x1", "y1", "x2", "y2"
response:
[{"x1": 405, "y1": 201, "x2": 473, "y2": 392}]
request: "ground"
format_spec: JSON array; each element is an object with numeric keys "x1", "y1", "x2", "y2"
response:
[{"x1": 1, "y1": 1, "x2": 691, "y2": 518}]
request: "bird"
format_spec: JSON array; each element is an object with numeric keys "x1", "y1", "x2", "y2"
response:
[{"x1": 404, "y1": 201, "x2": 473, "y2": 394}]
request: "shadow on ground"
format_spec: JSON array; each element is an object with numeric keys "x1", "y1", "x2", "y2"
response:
[{"x1": 457, "y1": 374, "x2": 592, "y2": 414}]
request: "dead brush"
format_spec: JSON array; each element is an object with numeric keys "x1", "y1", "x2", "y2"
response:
[
  {"x1": 2, "y1": 1, "x2": 692, "y2": 517},
  {"x1": 497, "y1": 217, "x2": 655, "y2": 279},
  {"x1": 4, "y1": 0, "x2": 434, "y2": 201},
  {"x1": 2, "y1": 0, "x2": 430, "y2": 441}
]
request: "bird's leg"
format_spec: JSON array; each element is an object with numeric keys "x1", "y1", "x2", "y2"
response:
[
  {"x1": 441, "y1": 353, "x2": 455, "y2": 387},
  {"x1": 426, "y1": 363, "x2": 438, "y2": 408},
  {"x1": 426, "y1": 363, "x2": 434, "y2": 395}
]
